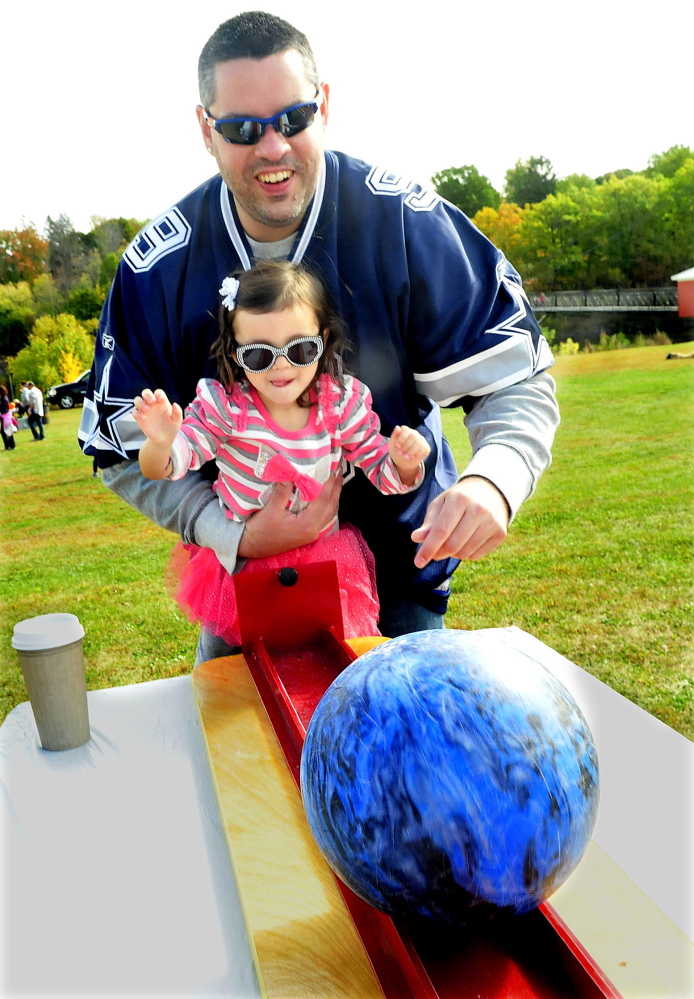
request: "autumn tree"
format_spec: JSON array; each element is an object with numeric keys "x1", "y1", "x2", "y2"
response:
[
  {"x1": 505, "y1": 158, "x2": 694, "y2": 290},
  {"x1": 9, "y1": 313, "x2": 95, "y2": 390},
  {"x1": 66, "y1": 284, "x2": 105, "y2": 321},
  {"x1": 0, "y1": 282, "x2": 36, "y2": 357},
  {"x1": 654, "y1": 156, "x2": 694, "y2": 278},
  {"x1": 31, "y1": 274, "x2": 64, "y2": 318},
  {"x1": 504, "y1": 156, "x2": 556, "y2": 206},
  {"x1": 90, "y1": 216, "x2": 144, "y2": 256},
  {"x1": 99, "y1": 253, "x2": 120, "y2": 289},
  {"x1": 431, "y1": 166, "x2": 501, "y2": 217},
  {"x1": 645, "y1": 145, "x2": 693, "y2": 179},
  {"x1": 594, "y1": 168, "x2": 634, "y2": 185},
  {"x1": 90, "y1": 217, "x2": 129, "y2": 256},
  {"x1": 0, "y1": 314, "x2": 30, "y2": 359},
  {"x1": 471, "y1": 203, "x2": 525, "y2": 268},
  {"x1": 592, "y1": 173, "x2": 667, "y2": 286},
  {"x1": 0, "y1": 226, "x2": 49, "y2": 284},
  {"x1": 516, "y1": 188, "x2": 602, "y2": 289},
  {"x1": 555, "y1": 174, "x2": 596, "y2": 194},
  {"x1": 46, "y1": 215, "x2": 100, "y2": 295}
]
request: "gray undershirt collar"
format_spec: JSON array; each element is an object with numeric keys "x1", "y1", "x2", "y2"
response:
[{"x1": 246, "y1": 232, "x2": 298, "y2": 261}]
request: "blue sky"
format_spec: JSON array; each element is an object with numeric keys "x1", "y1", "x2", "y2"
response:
[{"x1": 2, "y1": 0, "x2": 691, "y2": 234}]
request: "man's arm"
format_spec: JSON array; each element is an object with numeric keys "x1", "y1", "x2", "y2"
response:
[
  {"x1": 461, "y1": 369, "x2": 558, "y2": 518},
  {"x1": 102, "y1": 460, "x2": 342, "y2": 572},
  {"x1": 102, "y1": 460, "x2": 244, "y2": 572},
  {"x1": 412, "y1": 370, "x2": 558, "y2": 566}
]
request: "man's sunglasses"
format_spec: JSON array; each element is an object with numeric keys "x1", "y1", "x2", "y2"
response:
[
  {"x1": 202, "y1": 96, "x2": 321, "y2": 146},
  {"x1": 234, "y1": 335, "x2": 324, "y2": 373}
]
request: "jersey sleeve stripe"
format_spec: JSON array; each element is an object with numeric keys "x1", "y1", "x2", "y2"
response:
[
  {"x1": 414, "y1": 336, "x2": 531, "y2": 390},
  {"x1": 414, "y1": 335, "x2": 554, "y2": 403}
]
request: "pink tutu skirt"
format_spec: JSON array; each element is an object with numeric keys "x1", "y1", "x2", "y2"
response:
[{"x1": 169, "y1": 523, "x2": 380, "y2": 646}]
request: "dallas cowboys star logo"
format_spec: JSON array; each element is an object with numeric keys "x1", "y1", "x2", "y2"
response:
[{"x1": 85, "y1": 357, "x2": 138, "y2": 459}]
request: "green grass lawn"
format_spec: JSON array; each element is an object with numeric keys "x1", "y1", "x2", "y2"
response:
[{"x1": 2, "y1": 343, "x2": 693, "y2": 737}]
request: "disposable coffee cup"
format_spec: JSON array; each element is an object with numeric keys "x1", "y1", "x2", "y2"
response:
[{"x1": 12, "y1": 613, "x2": 90, "y2": 751}]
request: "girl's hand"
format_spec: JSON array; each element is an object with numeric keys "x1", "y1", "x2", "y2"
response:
[
  {"x1": 389, "y1": 426, "x2": 430, "y2": 485},
  {"x1": 133, "y1": 388, "x2": 183, "y2": 447}
]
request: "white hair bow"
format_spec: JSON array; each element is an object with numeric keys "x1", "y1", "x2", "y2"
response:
[{"x1": 219, "y1": 276, "x2": 240, "y2": 311}]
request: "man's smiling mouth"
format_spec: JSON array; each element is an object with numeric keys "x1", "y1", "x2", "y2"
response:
[{"x1": 257, "y1": 170, "x2": 292, "y2": 184}]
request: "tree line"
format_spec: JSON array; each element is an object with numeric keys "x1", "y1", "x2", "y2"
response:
[
  {"x1": 431, "y1": 145, "x2": 693, "y2": 291},
  {"x1": 0, "y1": 215, "x2": 145, "y2": 395},
  {"x1": 1, "y1": 145, "x2": 692, "y2": 392}
]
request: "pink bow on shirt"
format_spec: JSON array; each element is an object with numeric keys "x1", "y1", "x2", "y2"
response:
[{"x1": 260, "y1": 453, "x2": 323, "y2": 502}]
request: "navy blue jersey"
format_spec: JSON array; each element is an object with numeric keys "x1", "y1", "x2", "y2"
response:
[{"x1": 79, "y1": 151, "x2": 552, "y2": 612}]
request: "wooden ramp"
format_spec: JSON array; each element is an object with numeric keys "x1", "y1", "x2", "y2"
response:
[{"x1": 193, "y1": 644, "x2": 384, "y2": 999}]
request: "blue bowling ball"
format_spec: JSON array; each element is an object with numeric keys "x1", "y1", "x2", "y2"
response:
[{"x1": 300, "y1": 630, "x2": 599, "y2": 924}]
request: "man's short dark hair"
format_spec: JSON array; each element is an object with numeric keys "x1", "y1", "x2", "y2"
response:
[{"x1": 198, "y1": 11, "x2": 319, "y2": 109}]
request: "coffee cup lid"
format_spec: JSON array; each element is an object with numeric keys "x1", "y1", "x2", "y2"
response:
[{"x1": 12, "y1": 613, "x2": 85, "y2": 651}]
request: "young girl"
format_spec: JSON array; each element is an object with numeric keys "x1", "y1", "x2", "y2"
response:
[
  {"x1": 1, "y1": 385, "x2": 17, "y2": 450},
  {"x1": 133, "y1": 261, "x2": 430, "y2": 643}
]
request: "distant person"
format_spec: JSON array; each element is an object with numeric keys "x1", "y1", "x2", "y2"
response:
[
  {"x1": 665, "y1": 350, "x2": 694, "y2": 360},
  {"x1": 26, "y1": 382, "x2": 45, "y2": 441},
  {"x1": 133, "y1": 261, "x2": 431, "y2": 645},
  {"x1": 18, "y1": 381, "x2": 31, "y2": 417},
  {"x1": 1, "y1": 385, "x2": 17, "y2": 450}
]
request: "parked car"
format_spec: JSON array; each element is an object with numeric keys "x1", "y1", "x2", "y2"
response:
[{"x1": 46, "y1": 371, "x2": 90, "y2": 409}]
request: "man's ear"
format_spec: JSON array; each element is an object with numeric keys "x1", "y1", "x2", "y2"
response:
[
  {"x1": 196, "y1": 105, "x2": 215, "y2": 155},
  {"x1": 318, "y1": 83, "x2": 330, "y2": 127}
]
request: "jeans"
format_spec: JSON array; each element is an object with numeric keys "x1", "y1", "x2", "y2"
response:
[
  {"x1": 377, "y1": 599, "x2": 445, "y2": 638},
  {"x1": 195, "y1": 629, "x2": 241, "y2": 666},
  {"x1": 193, "y1": 599, "x2": 445, "y2": 666},
  {"x1": 28, "y1": 412, "x2": 44, "y2": 439}
]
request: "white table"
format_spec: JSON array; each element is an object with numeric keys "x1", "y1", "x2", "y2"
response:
[
  {"x1": 0, "y1": 676, "x2": 261, "y2": 998},
  {"x1": 1, "y1": 629, "x2": 692, "y2": 997}
]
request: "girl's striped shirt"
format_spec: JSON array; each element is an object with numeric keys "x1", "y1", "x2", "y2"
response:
[{"x1": 170, "y1": 373, "x2": 423, "y2": 523}]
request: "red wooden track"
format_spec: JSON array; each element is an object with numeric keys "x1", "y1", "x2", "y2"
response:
[{"x1": 234, "y1": 562, "x2": 622, "y2": 999}]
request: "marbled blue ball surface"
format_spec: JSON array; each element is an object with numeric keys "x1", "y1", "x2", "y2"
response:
[{"x1": 300, "y1": 630, "x2": 599, "y2": 924}]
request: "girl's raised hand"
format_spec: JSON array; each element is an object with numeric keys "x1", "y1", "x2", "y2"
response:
[
  {"x1": 389, "y1": 425, "x2": 430, "y2": 484},
  {"x1": 132, "y1": 388, "x2": 183, "y2": 447}
]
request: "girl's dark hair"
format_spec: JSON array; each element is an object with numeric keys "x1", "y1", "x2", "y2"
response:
[{"x1": 212, "y1": 261, "x2": 350, "y2": 407}]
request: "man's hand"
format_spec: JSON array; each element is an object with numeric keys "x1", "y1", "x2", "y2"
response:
[
  {"x1": 238, "y1": 472, "x2": 342, "y2": 558},
  {"x1": 411, "y1": 476, "x2": 509, "y2": 568}
]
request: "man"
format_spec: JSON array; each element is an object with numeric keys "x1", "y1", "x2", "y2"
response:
[
  {"x1": 18, "y1": 382, "x2": 31, "y2": 417},
  {"x1": 79, "y1": 12, "x2": 559, "y2": 660},
  {"x1": 26, "y1": 382, "x2": 45, "y2": 441}
]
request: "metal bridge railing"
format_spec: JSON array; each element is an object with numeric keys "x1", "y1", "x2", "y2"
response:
[{"x1": 529, "y1": 287, "x2": 678, "y2": 310}]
